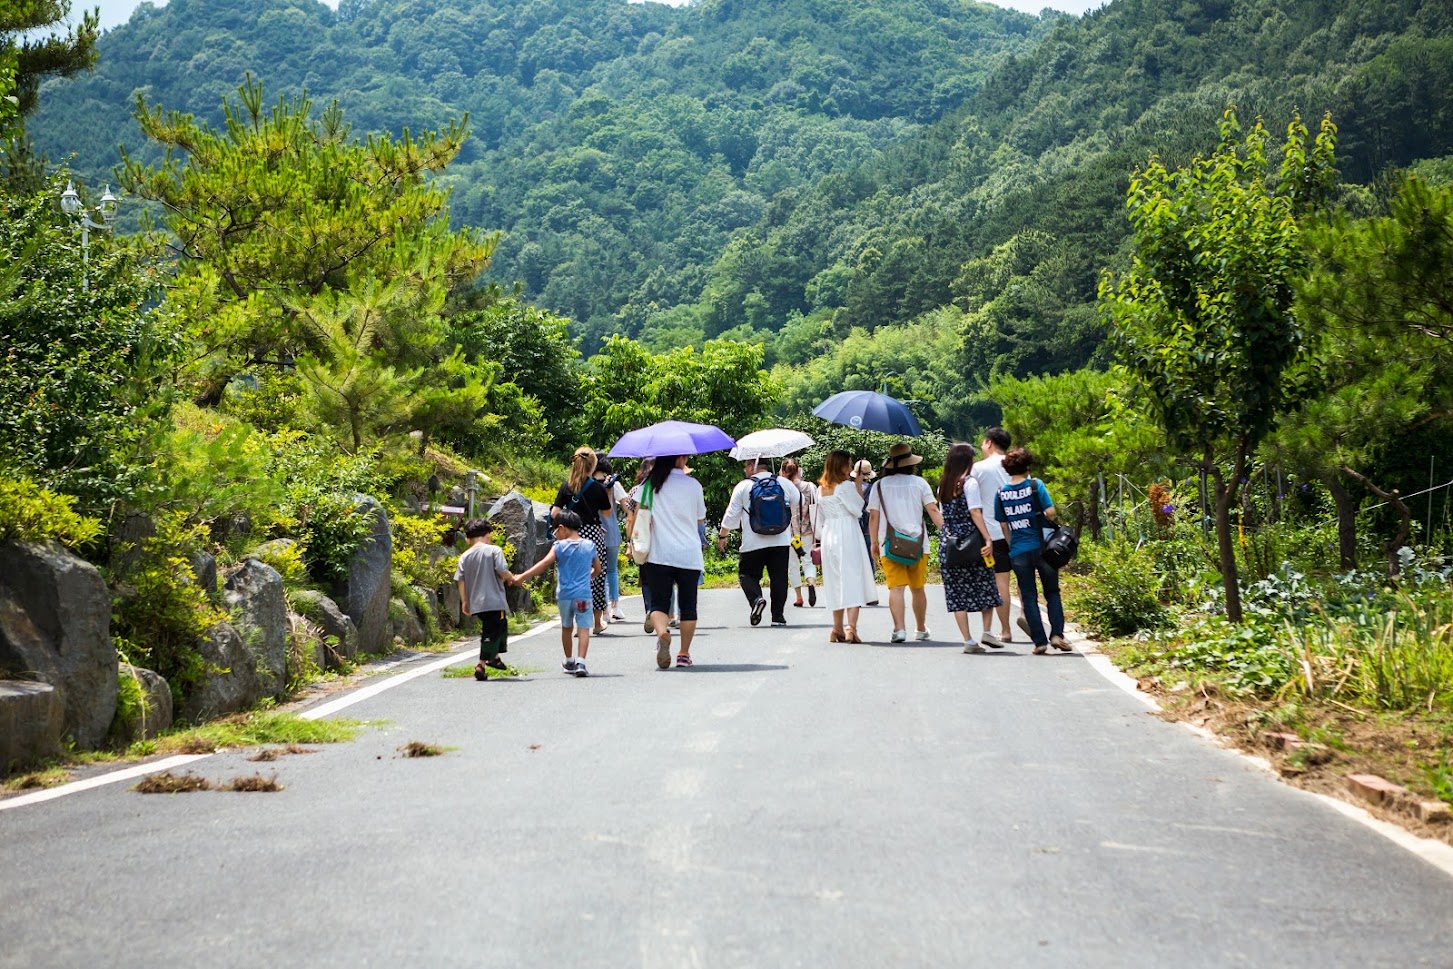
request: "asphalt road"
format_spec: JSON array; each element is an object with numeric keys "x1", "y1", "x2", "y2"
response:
[{"x1": 3, "y1": 586, "x2": 1453, "y2": 968}]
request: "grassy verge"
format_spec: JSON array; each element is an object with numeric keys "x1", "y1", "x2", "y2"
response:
[{"x1": 2, "y1": 712, "x2": 368, "y2": 793}]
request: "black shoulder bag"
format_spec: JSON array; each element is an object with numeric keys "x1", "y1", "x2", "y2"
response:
[{"x1": 1029, "y1": 478, "x2": 1079, "y2": 570}]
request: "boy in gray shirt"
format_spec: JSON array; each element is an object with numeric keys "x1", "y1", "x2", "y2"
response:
[{"x1": 454, "y1": 519, "x2": 516, "y2": 681}]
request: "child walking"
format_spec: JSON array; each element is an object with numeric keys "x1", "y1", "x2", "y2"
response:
[
  {"x1": 454, "y1": 519, "x2": 517, "y2": 681},
  {"x1": 514, "y1": 510, "x2": 602, "y2": 677}
]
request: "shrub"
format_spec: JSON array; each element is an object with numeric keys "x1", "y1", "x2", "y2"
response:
[
  {"x1": 391, "y1": 512, "x2": 457, "y2": 590},
  {"x1": 0, "y1": 476, "x2": 102, "y2": 549},
  {"x1": 110, "y1": 514, "x2": 225, "y2": 700},
  {"x1": 1070, "y1": 537, "x2": 1171, "y2": 637}
]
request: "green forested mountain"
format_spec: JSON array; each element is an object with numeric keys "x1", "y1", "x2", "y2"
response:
[
  {"x1": 31, "y1": 0, "x2": 1453, "y2": 436},
  {"x1": 31, "y1": 0, "x2": 1045, "y2": 346}
]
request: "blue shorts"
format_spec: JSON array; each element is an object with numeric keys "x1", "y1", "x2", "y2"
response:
[{"x1": 557, "y1": 594, "x2": 592, "y2": 629}]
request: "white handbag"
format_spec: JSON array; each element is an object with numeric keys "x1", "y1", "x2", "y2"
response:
[{"x1": 630, "y1": 481, "x2": 654, "y2": 565}]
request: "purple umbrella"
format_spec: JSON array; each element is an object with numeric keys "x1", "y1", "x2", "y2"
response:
[
  {"x1": 812, "y1": 391, "x2": 923, "y2": 437},
  {"x1": 607, "y1": 420, "x2": 737, "y2": 458}
]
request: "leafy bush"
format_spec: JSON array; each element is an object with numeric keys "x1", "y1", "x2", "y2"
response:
[
  {"x1": 250, "y1": 541, "x2": 309, "y2": 587},
  {"x1": 0, "y1": 476, "x2": 102, "y2": 549},
  {"x1": 110, "y1": 514, "x2": 225, "y2": 700},
  {"x1": 391, "y1": 512, "x2": 457, "y2": 590},
  {"x1": 1069, "y1": 537, "x2": 1171, "y2": 637}
]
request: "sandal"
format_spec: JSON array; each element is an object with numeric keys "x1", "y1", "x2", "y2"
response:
[
  {"x1": 845, "y1": 626, "x2": 863, "y2": 644},
  {"x1": 829, "y1": 629, "x2": 846, "y2": 643}
]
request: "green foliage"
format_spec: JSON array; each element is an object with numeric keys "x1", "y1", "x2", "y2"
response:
[
  {"x1": 0, "y1": 475, "x2": 102, "y2": 548},
  {"x1": 1068, "y1": 537, "x2": 1172, "y2": 638},
  {"x1": 148, "y1": 712, "x2": 365, "y2": 755},
  {"x1": 118, "y1": 77, "x2": 498, "y2": 455},
  {"x1": 391, "y1": 512, "x2": 457, "y2": 590},
  {"x1": 251, "y1": 542, "x2": 309, "y2": 588},
  {"x1": 0, "y1": 177, "x2": 180, "y2": 510},
  {"x1": 0, "y1": 0, "x2": 98, "y2": 118},
  {"x1": 110, "y1": 514, "x2": 226, "y2": 699}
]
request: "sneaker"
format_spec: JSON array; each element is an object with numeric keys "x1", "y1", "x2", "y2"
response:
[
  {"x1": 1050, "y1": 634, "x2": 1071, "y2": 651},
  {"x1": 675, "y1": 654, "x2": 694, "y2": 668},
  {"x1": 656, "y1": 635, "x2": 672, "y2": 670},
  {"x1": 771, "y1": 617, "x2": 787, "y2": 627},
  {"x1": 750, "y1": 598, "x2": 767, "y2": 626},
  {"x1": 668, "y1": 617, "x2": 680, "y2": 628},
  {"x1": 644, "y1": 619, "x2": 655, "y2": 634},
  {"x1": 808, "y1": 586, "x2": 817, "y2": 607},
  {"x1": 562, "y1": 659, "x2": 578, "y2": 674},
  {"x1": 612, "y1": 611, "x2": 628, "y2": 621},
  {"x1": 914, "y1": 629, "x2": 931, "y2": 642},
  {"x1": 890, "y1": 629, "x2": 907, "y2": 643},
  {"x1": 981, "y1": 631, "x2": 1005, "y2": 649},
  {"x1": 963, "y1": 640, "x2": 986, "y2": 654},
  {"x1": 1017, "y1": 615, "x2": 1032, "y2": 637},
  {"x1": 572, "y1": 662, "x2": 589, "y2": 677},
  {"x1": 1032, "y1": 644, "x2": 1048, "y2": 655}
]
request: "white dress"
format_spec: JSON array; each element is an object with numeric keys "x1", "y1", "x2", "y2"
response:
[{"x1": 817, "y1": 484, "x2": 877, "y2": 610}]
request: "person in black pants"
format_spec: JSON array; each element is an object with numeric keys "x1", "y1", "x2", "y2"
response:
[{"x1": 717, "y1": 458, "x2": 801, "y2": 626}]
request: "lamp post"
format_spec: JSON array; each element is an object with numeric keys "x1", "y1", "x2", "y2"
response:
[{"x1": 59, "y1": 179, "x2": 119, "y2": 291}]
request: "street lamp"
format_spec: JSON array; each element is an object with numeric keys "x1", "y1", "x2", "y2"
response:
[{"x1": 59, "y1": 179, "x2": 119, "y2": 291}]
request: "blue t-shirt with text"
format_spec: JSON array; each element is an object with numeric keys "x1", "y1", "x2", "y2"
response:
[
  {"x1": 553, "y1": 538, "x2": 597, "y2": 600},
  {"x1": 995, "y1": 479, "x2": 1054, "y2": 557}
]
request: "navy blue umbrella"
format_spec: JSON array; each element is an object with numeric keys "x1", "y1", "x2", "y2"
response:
[{"x1": 812, "y1": 391, "x2": 923, "y2": 437}]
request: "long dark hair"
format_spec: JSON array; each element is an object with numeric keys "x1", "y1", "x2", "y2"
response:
[
  {"x1": 648, "y1": 455, "x2": 681, "y2": 495},
  {"x1": 937, "y1": 442, "x2": 975, "y2": 505}
]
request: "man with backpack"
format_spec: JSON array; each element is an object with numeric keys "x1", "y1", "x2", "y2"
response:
[{"x1": 718, "y1": 458, "x2": 802, "y2": 627}]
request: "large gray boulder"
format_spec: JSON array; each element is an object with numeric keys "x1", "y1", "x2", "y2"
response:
[
  {"x1": 179, "y1": 621, "x2": 260, "y2": 723},
  {"x1": 0, "y1": 541, "x2": 118, "y2": 749},
  {"x1": 440, "y1": 581, "x2": 462, "y2": 629},
  {"x1": 291, "y1": 590, "x2": 357, "y2": 667},
  {"x1": 0, "y1": 680, "x2": 64, "y2": 773},
  {"x1": 488, "y1": 491, "x2": 547, "y2": 573},
  {"x1": 189, "y1": 550, "x2": 219, "y2": 603},
  {"x1": 224, "y1": 558, "x2": 288, "y2": 699},
  {"x1": 390, "y1": 598, "x2": 427, "y2": 646},
  {"x1": 333, "y1": 496, "x2": 392, "y2": 656},
  {"x1": 112, "y1": 664, "x2": 173, "y2": 744}
]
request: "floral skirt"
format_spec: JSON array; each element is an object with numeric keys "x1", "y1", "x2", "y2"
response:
[{"x1": 581, "y1": 522, "x2": 609, "y2": 613}]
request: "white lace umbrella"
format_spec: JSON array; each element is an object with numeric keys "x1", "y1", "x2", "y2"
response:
[{"x1": 729, "y1": 428, "x2": 815, "y2": 461}]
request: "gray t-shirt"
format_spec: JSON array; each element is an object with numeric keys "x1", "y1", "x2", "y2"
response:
[{"x1": 454, "y1": 542, "x2": 511, "y2": 615}]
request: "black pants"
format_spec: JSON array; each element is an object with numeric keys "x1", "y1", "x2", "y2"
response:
[
  {"x1": 477, "y1": 611, "x2": 508, "y2": 661},
  {"x1": 738, "y1": 546, "x2": 790, "y2": 622}
]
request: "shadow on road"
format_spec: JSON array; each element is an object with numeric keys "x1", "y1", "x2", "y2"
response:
[{"x1": 679, "y1": 663, "x2": 791, "y2": 673}]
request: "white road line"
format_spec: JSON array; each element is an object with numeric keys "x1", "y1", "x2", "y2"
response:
[
  {"x1": 1052, "y1": 597, "x2": 1453, "y2": 881},
  {"x1": 0, "y1": 618, "x2": 560, "y2": 814}
]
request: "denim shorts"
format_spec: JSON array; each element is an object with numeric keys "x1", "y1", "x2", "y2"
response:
[{"x1": 557, "y1": 594, "x2": 592, "y2": 629}]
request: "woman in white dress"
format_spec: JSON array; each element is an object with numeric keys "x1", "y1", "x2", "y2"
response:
[{"x1": 816, "y1": 450, "x2": 878, "y2": 643}]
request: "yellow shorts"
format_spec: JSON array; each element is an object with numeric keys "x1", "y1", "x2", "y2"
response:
[{"x1": 881, "y1": 552, "x2": 929, "y2": 590}]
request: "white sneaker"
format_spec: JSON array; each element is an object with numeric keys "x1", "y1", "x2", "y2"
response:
[
  {"x1": 963, "y1": 640, "x2": 986, "y2": 654},
  {"x1": 914, "y1": 629, "x2": 931, "y2": 642},
  {"x1": 890, "y1": 629, "x2": 907, "y2": 643},
  {"x1": 981, "y1": 631, "x2": 1005, "y2": 649}
]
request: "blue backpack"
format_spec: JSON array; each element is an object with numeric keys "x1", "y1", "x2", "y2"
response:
[{"x1": 748, "y1": 475, "x2": 791, "y2": 535}]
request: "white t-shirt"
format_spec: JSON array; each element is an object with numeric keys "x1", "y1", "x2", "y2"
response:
[
  {"x1": 970, "y1": 453, "x2": 1011, "y2": 541},
  {"x1": 869, "y1": 473, "x2": 937, "y2": 543},
  {"x1": 640, "y1": 469, "x2": 706, "y2": 571},
  {"x1": 721, "y1": 472, "x2": 802, "y2": 553}
]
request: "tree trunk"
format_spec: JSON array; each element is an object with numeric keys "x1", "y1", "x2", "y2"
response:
[
  {"x1": 1210, "y1": 445, "x2": 1245, "y2": 623},
  {"x1": 1341, "y1": 466, "x2": 1411, "y2": 578},
  {"x1": 1324, "y1": 474, "x2": 1359, "y2": 572},
  {"x1": 1087, "y1": 477, "x2": 1102, "y2": 541}
]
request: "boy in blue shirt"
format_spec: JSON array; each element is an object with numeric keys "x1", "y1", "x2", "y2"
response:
[
  {"x1": 514, "y1": 510, "x2": 602, "y2": 677},
  {"x1": 994, "y1": 447, "x2": 1068, "y2": 655}
]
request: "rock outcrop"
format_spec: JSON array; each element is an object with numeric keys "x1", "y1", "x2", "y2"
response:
[
  {"x1": 224, "y1": 558, "x2": 288, "y2": 699},
  {"x1": 291, "y1": 590, "x2": 358, "y2": 667},
  {"x1": 333, "y1": 497, "x2": 392, "y2": 655},
  {"x1": 113, "y1": 664, "x2": 173, "y2": 744},
  {"x1": 179, "y1": 621, "x2": 260, "y2": 723},
  {"x1": 0, "y1": 680, "x2": 63, "y2": 772},
  {"x1": 0, "y1": 541, "x2": 118, "y2": 748}
]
